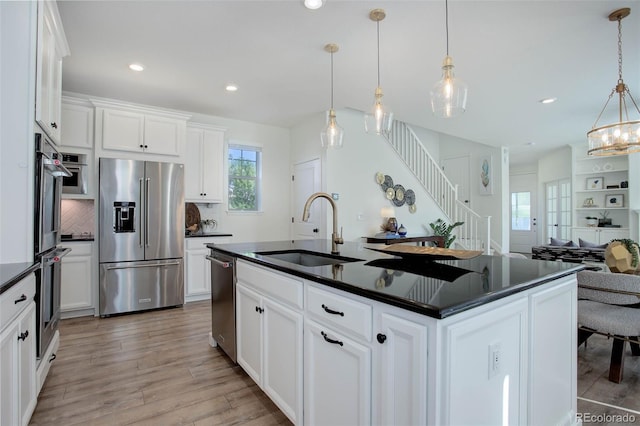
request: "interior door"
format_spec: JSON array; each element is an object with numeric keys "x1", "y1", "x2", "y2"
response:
[
  {"x1": 292, "y1": 159, "x2": 321, "y2": 240},
  {"x1": 509, "y1": 173, "x2": 538, "y2": 253},
  {"x1": 442, "y1": 156, "x2": 471, "y2": 208},
  {"x1": 545, "y1": 179, "x2": 572, "y2": 243}
]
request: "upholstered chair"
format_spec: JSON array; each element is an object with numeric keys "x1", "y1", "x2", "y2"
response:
[{"x1": 577, "y1": 270, "x2": 640, "y2": 383}]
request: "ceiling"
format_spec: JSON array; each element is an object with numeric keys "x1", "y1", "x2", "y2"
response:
[{"x1": 57, "y1": 0, "x2": 640, "y2": 165}]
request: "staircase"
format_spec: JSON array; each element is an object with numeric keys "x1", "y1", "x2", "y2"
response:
[{"x1": 385, "y1": 120, "x2": 491, "y2": 254}]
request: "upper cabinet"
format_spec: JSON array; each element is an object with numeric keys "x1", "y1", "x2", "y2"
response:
[
  {"x1": 185, "y1": 124, "x2": 226, "y2": 203},
  {"x1": 93, "y1": 100, "x2": 191, "y2": 157},
  {"x1": 60, "y1": 97, "x2": 94, "y2": 149},
  {"x1": 35, "y1": 0, "x2": 70, "y2": 144}
]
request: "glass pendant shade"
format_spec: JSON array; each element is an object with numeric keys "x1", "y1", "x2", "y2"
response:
[
  {"x1": 365, "y1": 87, "x2": 393, "y2": 135},
  {"x1": 431, "y1": 55, "x2": 468, "y2": 118},
  {"x1": 587, "y1": 8, "x2": 640, "y2": 156},
  {"x1": 321, "y1": 109, "x2": 344, "y2": 149}
]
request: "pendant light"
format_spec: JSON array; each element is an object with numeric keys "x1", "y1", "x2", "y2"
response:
[
  {"x1": 365, "y1": 9, "x2": 393, "y2": 136},
  {"x1": 321, "y1": 43, "x2": 344, "y2": 149},
  {"x1": 587, "y1": 8, "x2": 640, "y2": 156},
  {"x1": 430, "y1": 0, "x2": 467, "y2": 118}
]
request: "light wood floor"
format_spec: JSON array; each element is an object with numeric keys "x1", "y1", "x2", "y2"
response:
[
  {"x1": 29, "y1": 301, "x2": 292, "y2": 426},
  {"x1": 30, "y1": 300, "x2": 640, "y2": 426}
]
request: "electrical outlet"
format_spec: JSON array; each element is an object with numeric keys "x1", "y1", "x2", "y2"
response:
[{"x1": 489, "y1": 342, "x2": 501, "y2": 378}]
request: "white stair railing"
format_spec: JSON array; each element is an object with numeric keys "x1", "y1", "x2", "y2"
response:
[{"x1": 385, "y1": 121, "x2": 491, "y2": 254}]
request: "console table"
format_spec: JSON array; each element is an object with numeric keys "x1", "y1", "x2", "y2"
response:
[{"x1": 364, "y1": 235, "x2": 445, "y2": 247}]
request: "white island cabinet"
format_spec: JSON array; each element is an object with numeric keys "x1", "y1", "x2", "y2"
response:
[
  {"x1": 0, "y1": 273, "x2": 37, "y2": 426},
  {"x1": 233, "y1": 256, "x2": 578, "y2": 426}
]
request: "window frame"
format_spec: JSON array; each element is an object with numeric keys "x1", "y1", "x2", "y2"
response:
[{"x1": 227, "y1": 143, "x2": 263, "y2": 213}]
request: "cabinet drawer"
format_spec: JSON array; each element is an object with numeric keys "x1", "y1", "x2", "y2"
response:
[
  {"x1": 61, "y1": 241, "x2": 93, "y2": 256},
  {"x1": 186, "y1": 237, "x2": 230, "y2": 250},
  {"x1": 306, "y1": 285, "x2": 372, "y2": 342},
  {"x1": 237, "y1": 260, "x2": 303, "y2": 310},
  {"x1": 0, "y1": 273, "x2": 36, "y2": 330}
]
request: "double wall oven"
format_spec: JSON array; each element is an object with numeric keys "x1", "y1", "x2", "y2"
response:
[{"x1": 34, "y1": 131, "x2": 71, "y2": 358}]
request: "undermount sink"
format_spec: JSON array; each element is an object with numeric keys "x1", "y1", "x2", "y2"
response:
[{"x1": 256, "y1": 249, "x2": 363, "y2": 267}]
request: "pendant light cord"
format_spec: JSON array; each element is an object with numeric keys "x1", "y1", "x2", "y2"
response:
[
  {"x1": 617, "y1": 17, "x2": 623, "y2": 83},
  {"x1": 376, "y1": 21, "x2": 381, "y2": 87},
  {"x1": 445, "y1": 0, "x2": 449, "y2": 56},
  {"x1": 330, "y1": 50, "x2": 334, "y2": 109}
]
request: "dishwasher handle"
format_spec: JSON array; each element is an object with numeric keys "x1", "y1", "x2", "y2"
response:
[{"x1": 206, "y1": 256, "x2": 234, "y2": 269}]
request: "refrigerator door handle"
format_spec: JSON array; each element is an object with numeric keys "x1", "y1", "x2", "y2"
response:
[
  {"x1": 145, "y1": 178, "x2": 150, "y2": 247},
  {"x1": 139, "y1": 178, "x2": 144, "y2": 248},
  {"x1": 104, "y1": 261, "x2": 181, "y2": 271}
]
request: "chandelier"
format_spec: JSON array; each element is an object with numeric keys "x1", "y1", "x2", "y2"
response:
[{"x1": 587, "y1": 8, "x2": 640, "y2": 156}]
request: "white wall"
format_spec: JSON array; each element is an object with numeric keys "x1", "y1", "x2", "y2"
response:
[
  {"x1": 438, "y1": 133, "x2": 506, "y2": 250},
  {"x1": 291, "y1": 108, "x2": 447, "y2": 243},
  {"x1": 186, "y1": 112, "x2": 292, "y2": 243}
]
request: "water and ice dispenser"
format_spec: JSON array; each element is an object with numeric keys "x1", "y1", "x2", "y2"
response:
[{"x1": 113, "y1": 201, "x2": 136, "y2": 233}]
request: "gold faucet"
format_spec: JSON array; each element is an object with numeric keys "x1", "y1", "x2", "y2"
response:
[{"x1": 302, "y1": 192, "x2": 343, "y2": 254}]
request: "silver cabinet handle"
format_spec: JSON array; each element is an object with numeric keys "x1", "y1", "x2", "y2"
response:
[{"x1": 105, "y1": 261, "x2": 180, "y2": 271}]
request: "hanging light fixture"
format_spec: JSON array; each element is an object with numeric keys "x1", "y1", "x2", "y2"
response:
[
  {"x1": 321, "y1": 43, "x2": 344, "y2": 149},
  {"x1": 365, "y1": 9, "x2": 393, "y2": 136},
  {"x1": 430, "y1": 0, "x2": 467, "y2": 118},
  {"x1": 587, "y1": 8, "x2": 640, "y2": 156}
]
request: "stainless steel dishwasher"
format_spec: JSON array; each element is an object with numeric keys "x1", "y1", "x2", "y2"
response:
[{"x1": 207, "y1": 250, "x2": 237, "y2": 362}]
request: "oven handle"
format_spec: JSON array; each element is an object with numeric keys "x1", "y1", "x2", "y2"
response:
[
  {"x1": 42, "y1": 158, "x2": 72, "y2": 178},
  {"x1": 43, "y1": 247, "x2": 72, "y2": 266},
  {"x1": 104, "y1": 261, "x2": 181, "y2": 271}
]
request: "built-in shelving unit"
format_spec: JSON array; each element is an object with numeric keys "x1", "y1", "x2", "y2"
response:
[{"x1": 571, "y1": 145, "x2": 631, "y2": 242}]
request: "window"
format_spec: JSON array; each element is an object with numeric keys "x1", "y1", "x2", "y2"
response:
[
  {"x1": 228, "y1": 145, "x2": 262, "y2": 211},
  {"x1": 511, "y1": 191, "x2": 531, "y2": 231}
]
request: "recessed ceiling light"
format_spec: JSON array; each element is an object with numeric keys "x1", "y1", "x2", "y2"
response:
[
  {"x1": 539, "y1": 97, "x2": 556, "y2": 104},
  {"x1": 526, "y1": 141, "x2": 536, "y2": 146},
  {"x1": 129, "y1": 63, "x2": 144, "y2": 72},
  {"x1": 225, "y1": 83, "x2": 238, "y2": 92},
  {"x1": 304, "y1": 0, "x2": 323, "y2": 10}
]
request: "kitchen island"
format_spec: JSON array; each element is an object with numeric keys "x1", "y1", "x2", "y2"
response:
[{"x1": 208, "y1": 240, "x2": 582, "y2": 426}]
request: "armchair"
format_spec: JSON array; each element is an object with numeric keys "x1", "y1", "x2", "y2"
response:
[{"x1": 577, "y1": 270, "x2": 640, "y2": 383}]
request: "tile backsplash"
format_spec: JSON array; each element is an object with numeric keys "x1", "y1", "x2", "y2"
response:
[{"x1": 61, "y1": 199, "x2": 95, "y2": 235}]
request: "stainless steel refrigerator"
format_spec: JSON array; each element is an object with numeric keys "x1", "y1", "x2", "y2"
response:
[{"x1": 99, "y1": 158, "x2": 185, "y2": 316}]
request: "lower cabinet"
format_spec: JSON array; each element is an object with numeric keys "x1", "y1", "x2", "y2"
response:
[
  {"x1": 60, "y1": 241, "x2": 94, "y2": 317},
  {"x1": 303, "y1": 319, "x2": 371, "y2": 426},
  {"x1": 0, "y1": 274, "x2": 37, "y2": 426},
  {"x1": 572, "y1": 227, "x2": 629, "y2": 245},
  {"x1": 185, "y1": 237, "x2": 231, "y2": 302}
]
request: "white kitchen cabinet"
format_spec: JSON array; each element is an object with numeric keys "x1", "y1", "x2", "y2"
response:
[
  {"x1": 236, "y1": 261, "x2": 304, "y2": 425},
  {"x1": 0, "y1": 274, "x2": 37, "y2": 426},
  {"x1": 374, "y1": 310, "x2": 428, "y2": 426},
  {"x1": 60, "y1": 98, "x2": 94, "y2": 149},
  {"x1": 185, "y1": 124, "x2": 225, "y2": 203},
  {"x1": 94, "y1": 101, "x2": 190, "y2": 157},
  {"x1": 35, "y1": 0, "x2": 69, "y2": 145},
  {"x1": 60, "y1": 241, "x2": 94, "y2": 318},
  {"x1": 304, "y1": 318, "x2": 371, "y2": 426},
  {"x1": 185, "y1": 237, "x2": 231, "y2": 302},
  {"x1": 572, "y1": 227, "x2": 629, "y2": 245}
]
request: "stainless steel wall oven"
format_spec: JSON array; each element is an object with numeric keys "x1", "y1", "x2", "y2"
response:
[
  {"x1": 34, "y1": 131, "x2": 71, "y2": 357},
  {"x1": 61, "y1": 152, "x2": 88, "y2": 195}
]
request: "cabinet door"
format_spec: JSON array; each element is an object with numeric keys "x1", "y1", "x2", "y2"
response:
[
  {"x1": 144, "y1": 115, "x2": 184, "y2": 156},
  {"x1": 263, "y1": 298, "x2": 303, "y2": 424},
  {"x1": 185, "y1": 248, "x2": 210, "y2": 297},
  {"x1": 185, "y1": 129, "x2": 204, "y2": 201},
  {"x1": 572, "y1": 228, "x2": 597, "y2": 244},
  {"x1": 201, "y1": 130, "x2": 224, "y2": 203},
  {"x1": 304, "y1": 319, "x2": 371, "y2": 426},
  {"x1": 376, "y1": 312, "x2": 428, "y2": 426},
  {"x1": 102, "y1": 108, "x2": 145, "y2": 152},
  {"x1": 600, "y1": 229, "x2": 629, "y2": 242},
  {"x1": 61, "y1": 251, "x2": 93, "y2": 312},
  {"x1": 18, "y1": 303, "x2": 36, "y2": 426},
  {"x1": 61, "y1": 102, "x2": 94, "y2": 149},
  {"x1": 236, "y1": 284, "x2": 263, "y2": 384},
  {"x1": 0, "y1": 317, "x2": 20, "y2": 426}
]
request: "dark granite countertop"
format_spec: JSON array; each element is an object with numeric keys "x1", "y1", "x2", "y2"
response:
[
  {"x1": 186, "y1": 231, "x2": 233, "y2": 238},
  {"x1": 0, "y1": 262, "x2": 40, "y2": 295},
  {"x1": 207, "y1": 240, "x2": 583, "y2": 319}
]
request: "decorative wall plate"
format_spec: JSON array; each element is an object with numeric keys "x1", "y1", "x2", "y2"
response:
[
  {"x1": 375, "y1": 172, "x2": 385, "y2": 184},
  {"x1": 392, "y1": 184, "x2": 405, "y2": 206},
  {"x1": 405, "y1": 189, "x2": 415, "y2": 206},
  {"x1": 385, "y1": 187, "x2": 395, "y2": 200},
  {"x1": 409, "y1": 204, "x2": 417, "y2": 213},
  {"x1": 381, "y1": 175, "x2": 394, "y2": 191}
]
